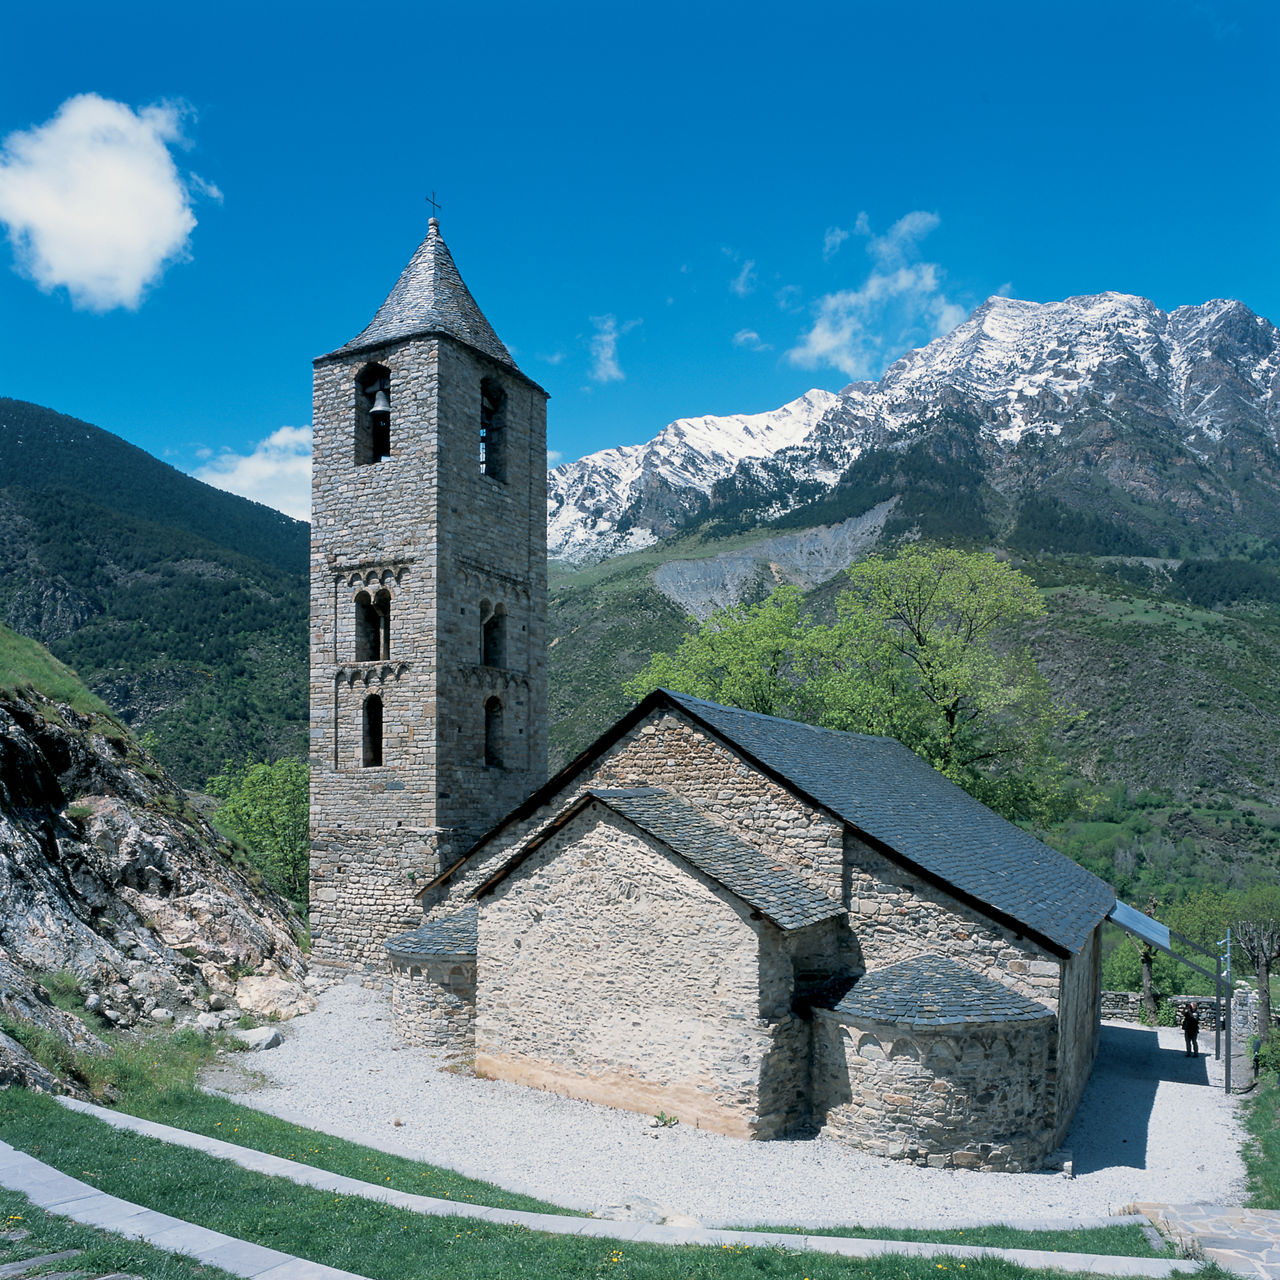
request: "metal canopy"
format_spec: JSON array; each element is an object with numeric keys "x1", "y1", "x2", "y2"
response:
[
  {"x1": 1107, "y1": 898, "x2": 1218, "y2": 982},
  {"x1": 1109, "y1": 899, "x2": 1171, "y2": 952}
]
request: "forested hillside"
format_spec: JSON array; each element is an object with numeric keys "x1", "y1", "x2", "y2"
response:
[{"x1": 0, "y1": 400, "x2": 308, "y2": 785}]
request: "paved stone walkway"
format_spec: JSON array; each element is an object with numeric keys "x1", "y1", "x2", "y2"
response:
[
  {"x1": 22, "y1": 1098, "x2": 1197, "y2": 1276},
  {"x1": 0, "y1": 1138, "x2": 372, "y2": 1280},
  {"x1": 1132, "y1": 1204, "x2": 1280, "y2": 1280}
]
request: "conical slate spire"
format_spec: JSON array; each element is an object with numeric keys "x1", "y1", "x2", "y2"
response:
[{"x1": 335, "y1": 219, "x2": 517, "y2": 368}]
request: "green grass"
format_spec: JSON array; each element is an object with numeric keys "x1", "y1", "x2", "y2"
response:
[
  {"x1": 121, "y1": 1082, "x2": 572, "y2": 1215},
  {"x1": 0, "y1": 1186, "x2": 242, "y2": 1280},
  {"x1": 0, "y1": 1090, "x2": 1167, "y2": 1280},
  {"x1": 737, "y1": 1223, "x2": 1167, "y2": 1256},
  {"x1": 0, "y1": 622, "x2": 116, "y2": 720},
  {"x1": 1242, "y1": 1074, "x2": 1280, "y2": 1209}
]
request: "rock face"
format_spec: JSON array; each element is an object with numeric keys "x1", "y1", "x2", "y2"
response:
[{"x1": 0, "y1": 680, "x2": 308, "y2": 1086}]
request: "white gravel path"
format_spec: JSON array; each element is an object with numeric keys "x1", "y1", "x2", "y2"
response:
[{"x1": 211, "y1": 982, "x2": 1248, "y2": 1230}]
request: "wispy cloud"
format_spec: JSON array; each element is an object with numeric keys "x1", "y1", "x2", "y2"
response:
[
  {"x1": 730, "y1": 259, "x2": 756, "y2": 297},
  {"x1": 787, "y1": 210, "x2": 966, "y2": 380},
  {"x1": 776, "y1": 284, "x2": 802, "y2": 312},
  {"x1": 822, "y1": 226, "x2": 850, "y2": 261},
  {"x1": 733, "y1": 328, "x2": 772, "y2": 352},
  {"x1": 195, "y1": 426, "x2": 312, "y2": 521},
  {"x1": 0, "y1": 94, "x2": 217, "y2": 311},
  {"x1": 588, "y1": 314, "x2": 641, "y2": 383}
]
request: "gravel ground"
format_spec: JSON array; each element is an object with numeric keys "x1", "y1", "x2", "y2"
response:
[{"x1": 211, "y1": 982, "x2": 1248, "y2": 1230}]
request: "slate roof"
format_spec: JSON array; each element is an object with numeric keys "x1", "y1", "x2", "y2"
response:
[
  {"x1": 384, "y1": 904, "x2": 477, "y2": 959},
  {"x1": 659, "y1": 691, "x2": 1115, "y2": 956},
  {"x1": 476, "y1": 788, "x2": 844, "y2": 933},
  {"x1": 825, "y1": 954, "x2": 1053, "y2": 1026},
  {"x1": 324, "y1": 220, "x2": 519, "y2": 371}
]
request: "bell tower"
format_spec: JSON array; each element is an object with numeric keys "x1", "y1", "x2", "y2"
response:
[{"x1": 308, "y1": 219, "x2": 548, "y2": 973}]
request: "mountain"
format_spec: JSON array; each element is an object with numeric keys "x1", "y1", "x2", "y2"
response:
[
  {"x1": 548, "y1": 293, "x2": 1280, "y2": 566},
  {"x1": 0, "y1": 399, "x2": 309, "y2": 786}
]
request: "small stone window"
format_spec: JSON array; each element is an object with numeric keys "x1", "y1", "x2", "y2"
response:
[
  {"x1": 362, "y1": 693, "x2": 384, "y2": 767},
  {"x1": 479, "y1": 377, "x2": 506, "y2": 482},
  {"x1": 484, "y1": 697, "x2": 503, "y2": 768},
  {"x1": 355, "y1": 363, "x2": 391, "y2": 465},
  {"x1": 355, "y1": 589, "x2": 391, "y2": 662},
  {"x1": 481, "y1": 600, "x2": 506, "y2": 668}
]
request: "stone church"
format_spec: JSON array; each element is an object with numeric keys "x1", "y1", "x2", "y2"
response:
[{"x1": 309, "y1": 222, "x2": 1116, "y2": 1172}]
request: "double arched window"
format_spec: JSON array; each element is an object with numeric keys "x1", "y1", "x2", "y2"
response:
[
  {"x1": 484, "y1": 697, "x2": 503, "y2": 768},
  {"x1": 355, "y1": 589, "x2": 391, "y2": 662},
  {"x1": 480, "y1": 599, "x2": 506, "y2": 668}
]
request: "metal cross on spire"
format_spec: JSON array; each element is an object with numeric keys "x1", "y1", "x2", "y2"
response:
[{"x1": 425, "y1": 191, "x2": 442, "y2": 220}]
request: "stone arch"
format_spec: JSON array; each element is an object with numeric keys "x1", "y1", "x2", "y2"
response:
[
  {"x1": 888, "y1": 1037, "x2": 920, "y2": 1062},
  {"x1": 481, "y1": 600, "x2": 507, "y2": 668},
  {"x1": 484, "y1": 696, "x2": 503, "y2": 768},
  {"x1": 355, "y1": 363, "x2": 391, "y2": 465},
  {"x1": 362, "y1": 692, "x2": 384, "y2": 767},
  {"x1": 856, "y1": 1033, "x2": 885, "y2": 1061},
  {"x1": 480, "y1": 377, "x2": 506, "y2": 481},
  {"x1": 354, "y1": 589, "x2": 391, "y2": 662}
]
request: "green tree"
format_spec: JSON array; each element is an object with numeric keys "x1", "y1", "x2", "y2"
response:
[
  {"x1": 208, "y1": 758, "x2": 310, "y2": 911},
  {"x1": 1234, "y1": 886, "x2": 1280, "y2": 1037},
  {"x1": 627, "y1": 545, "x2": 1076, "y2": 823}
]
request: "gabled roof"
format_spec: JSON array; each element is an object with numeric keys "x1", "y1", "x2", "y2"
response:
[
  {"x1": 474, "y1": 788, "x2": 844, "y2": 933},
  {"x1": 384, "y1": 905, "x2": 477, "y2": 959},
  {"x1": 426, "y1": 689, "x2": 1114, "y2": 957},
  {"x1": 659, "y1": 691, "x2": 1115, "y2": 957},
  {"x1": 320, "y1": 219, "x2": 524, "y2": 374},
  {"x1": 824, "y1": 954, "x2": 1052, "y2": 1027}
]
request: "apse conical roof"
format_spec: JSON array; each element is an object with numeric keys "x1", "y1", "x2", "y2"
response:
[{"x1": 330, "y1": 219, "x2": 517, "y2": 369}]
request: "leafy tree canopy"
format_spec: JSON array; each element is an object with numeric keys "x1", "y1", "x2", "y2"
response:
[
  {"x1": 208, "y1": 758, "x2": 310, "y2": 911},
  {"x1": 626, "y1": 545, "x2": 1077, "y2": 824}
]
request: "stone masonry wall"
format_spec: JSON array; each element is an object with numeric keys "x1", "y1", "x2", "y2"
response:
[
  {"x1": 812, "y1": 1010, "x2": 1056, "y2": 1171},
  {"x1": 476, "y1": 803, "x2": 810, "y2": 1138},
  {"x1": 844, "y1": 831, "x2": 1062, "y2": 1008},
  {"x1": 1052, "y1": 925, "x2": 1102, "y2": 1142},
  {"x1": 310, "y1": 328, "x2": 547, "y2": 974},
  {"x1": 389, "y1": 953, "x2": 476, "y2": 1054}
]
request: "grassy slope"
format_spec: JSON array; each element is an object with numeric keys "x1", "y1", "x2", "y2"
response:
[
  {"x1": 0, "y1": 1090, "x2": 1168, "y2": 1276},
  {"x1": 0, "y1": 622, "x2": 117, "y2": 721},
  {"x1": 0, "y1": 1187, "x2": 242, "y2": 1280},
  {"x1": 1242, "y1": 1076, "x2": 1280, "y2": 1209}
]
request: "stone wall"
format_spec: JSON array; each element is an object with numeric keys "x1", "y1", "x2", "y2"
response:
[
  {"x1": 475, "y1": 802, "x2": 814, "y2": 1138},
  {"x1": 843, "y1": 831, "x2": 1061, "y2": 1007},
  {"x1": 1101, "y1": 990, "x2": 1223, "y2": 1030},
  {"x1": 812, "y1": 1009, "x2": 1056, "y2": 1171},
  {"x1": 389, "y1": 952, "x2": 476, "y2": 1053},
  {"x1": 1052, "y1": 927, "x2": 1102, "y2": 1141},
  {"x1": 310, "y1": 325, "x2": 547, "y2": 973}
]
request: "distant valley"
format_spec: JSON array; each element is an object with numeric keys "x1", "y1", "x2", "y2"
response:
[{"x1": 5, "y1": 290, "x2": 1280, "y2": 899}]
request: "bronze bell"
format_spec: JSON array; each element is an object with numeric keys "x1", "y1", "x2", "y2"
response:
[{"x1": 370, "y1": 388, "x2": 391, "y2": 416}]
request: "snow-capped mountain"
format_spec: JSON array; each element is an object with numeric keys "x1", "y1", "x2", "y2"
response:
[{"x1": 548, "y1": 293, "x2": 1280, "y2": 565}]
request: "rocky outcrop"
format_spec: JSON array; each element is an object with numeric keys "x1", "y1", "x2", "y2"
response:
[{"x1": 0, "y1": 681, "x2": 310, "y2": 1087}]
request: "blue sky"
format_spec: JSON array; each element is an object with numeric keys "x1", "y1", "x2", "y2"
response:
[{"x1": 1, "y1": 0, "x2": 1276, "y2": 520}]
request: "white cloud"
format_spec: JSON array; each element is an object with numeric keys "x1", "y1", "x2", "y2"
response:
[
  {"x1": 0, "y1": 94, "x2": 214, "y2": 311},
  {"x1": 787, "y1": 211, "x2": 966, "y2": 381},
  {"x1": 547, "y1": 449, "x2": 563, "y2": 465},
  {"x1": 588, "y1": 313, "x2": 641, "y2": 383},
  {"x1": 733, "y1": 328, "x2": 772, "y2": 352},
  {"x1": 730, "y1": 258, "x2": 756, "y2": 297},
  {"x1": 776, "y1": 283, "x2": 802, "y2": 312},
  {"x1": 823, "y1": 226, "x2": 850, "y2": 261},
  {"x1": 194, "y1": 426, "x2": 312, "y2": 521}
]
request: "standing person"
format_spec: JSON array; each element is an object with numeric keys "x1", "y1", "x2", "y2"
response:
[{"x1": 1181, "y1": 1002, "x2": 1200, "y2": 1058}]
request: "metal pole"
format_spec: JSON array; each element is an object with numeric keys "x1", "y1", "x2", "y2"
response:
[
  {"x1": 1215, "y1": 949, "x2": 1222, "y2": 1060},
  {"x1": 1219, "y1": 929, "x2": 1232, "y2": 1095}
]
